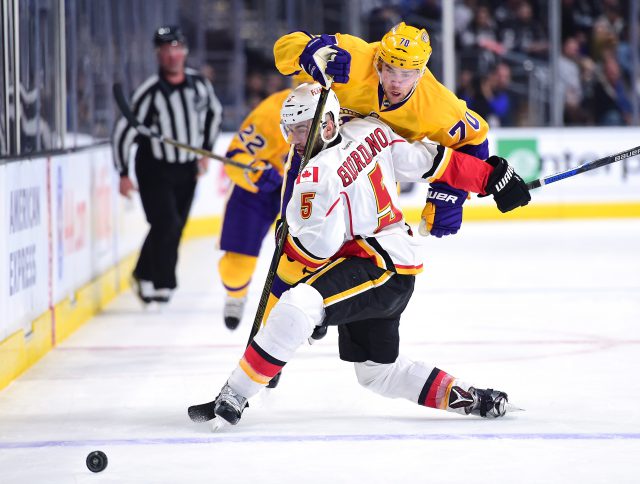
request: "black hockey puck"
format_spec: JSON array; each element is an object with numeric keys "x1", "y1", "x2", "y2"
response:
[{"x1": 86, "y1": 450, "x2": 108, "y2": 473}]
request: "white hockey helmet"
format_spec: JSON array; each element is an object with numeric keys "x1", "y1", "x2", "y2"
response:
[{"x1": 280, "y1": 82, "x2": 341, "y2": 144}]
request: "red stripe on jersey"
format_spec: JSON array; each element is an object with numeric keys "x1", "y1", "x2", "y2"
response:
[
  {"x1": 325, "y1": 197, "x2": 341, "y2": 216},
  {"x1": 339, "y1": 191, "x2": 355, "y2": 238},
  {"x1": 283, "y1": 238, "x2": 326, "y2": 269},
  {"x1": 424, "y1": 369, "x2": 447, "y2": 408},
  {"x1": 434, "y1": 151, "x2": 493, "y2": 195},
  {"x1": 243, "y1": 344, "x2": 283, "y2": 379},
  {"x1": 334, "y1": 240, "x2": 371, "y2": 260},
  {"x1": 389, "y1": 139, "x2": 405, "y2": 145}
]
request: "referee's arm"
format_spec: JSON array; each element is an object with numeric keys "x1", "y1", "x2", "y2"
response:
[
  {"x1": 201, "y1": 79, "x2": 223, "y2": 151},
  {"x1": 112, "y1": 76, "x2": 157, "y2": 176}
]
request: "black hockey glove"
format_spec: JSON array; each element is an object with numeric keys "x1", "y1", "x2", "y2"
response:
[{"x1": 483, "y1": 156, "x2": 531, "y2": 213}]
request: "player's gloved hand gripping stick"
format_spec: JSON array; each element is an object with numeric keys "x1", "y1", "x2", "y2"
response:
[
  {"x1": 187, "y1": 85, "x2": 333, "y2": 423},
  {"x1": 299, "y1": 34, "x2": 351, "y2": 87},
  {"x1": 112, "y1": 83, "x2": 265, "y2": 173}
]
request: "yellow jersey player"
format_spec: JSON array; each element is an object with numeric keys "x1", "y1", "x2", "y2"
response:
[
  {"x1": 219, "y1": 89, "x2": 293, "y2": 330},
  {"x1": 274, "y1": 22, "x2": 490, "y2": 238}
]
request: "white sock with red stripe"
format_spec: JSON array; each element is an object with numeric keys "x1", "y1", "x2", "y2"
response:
[
  {"x1": 228, "y1": 284, "x2": 324, "y2": 399},
  {"x1": 354, "y1": 356, "x2": 472, "y2": 414}
]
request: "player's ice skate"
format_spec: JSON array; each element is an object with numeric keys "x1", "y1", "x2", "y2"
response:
[
  {"x1": 131, "y1": 276, "x2": 154, "y2": 306},
  {"x1": 213, "y1": 383, "x2": 248, "y2": 425},
  {"x1": 223, "y1": 296, "x2": 246, "y2": 330},
  {"x1": 449, "y1": 386, "x2": 523, "y2": 418}
]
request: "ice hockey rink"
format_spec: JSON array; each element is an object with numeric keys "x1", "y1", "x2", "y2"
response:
[{"x1": 0, "y1": 219, "x2": 639, "y2": 483}]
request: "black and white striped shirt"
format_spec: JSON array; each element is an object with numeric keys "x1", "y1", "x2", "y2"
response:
[{"x1": 112, "y1": 68, "x2": 222, "y2": 176}]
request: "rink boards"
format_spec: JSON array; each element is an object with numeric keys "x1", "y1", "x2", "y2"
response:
[{"x1": 1, "y1": 127, "x2": 640, "y2": 390}]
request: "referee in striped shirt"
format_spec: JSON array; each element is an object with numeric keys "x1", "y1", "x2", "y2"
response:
[{"x1": 112, "y1": 25, "x2": 222, "y2": 304}]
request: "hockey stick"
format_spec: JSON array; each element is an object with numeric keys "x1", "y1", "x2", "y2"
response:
[
  {"x1": 112, "y1": 83, "x2": 261, "y2": 172},
  {"x1": 188, "y1": 87, "x2": 331, "y2": 423},
  {"x1": 245, "y1": 87, "x2": 331, "y2": 343},
  {"x1": 526, "y1": 145, "x2": 640, "y2": 190}
]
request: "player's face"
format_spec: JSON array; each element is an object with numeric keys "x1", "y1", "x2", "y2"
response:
[
  {"x1": 286, "y1": 119, "x2": 313, "y2": 155},
  {"x1": 322, "y1": 113, "x2": 337, "y2": 141},
  {"x1": 157, "y1": 43, "x2": 187, "y2": 75},
  {"x1": 379, "y1": 62, "x2": 421, "y2": 104}
]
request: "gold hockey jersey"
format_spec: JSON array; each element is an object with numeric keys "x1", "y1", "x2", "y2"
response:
[
  {"x1": 274, "y1": 32, "x2": 489, "y2": 150},
  {"x1": 225, "y1": 89, "x2": 292, "y2": 192}
]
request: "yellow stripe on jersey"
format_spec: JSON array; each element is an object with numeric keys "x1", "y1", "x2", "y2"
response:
[
  {"x1": 441, "y1": 379, "x2": 456, "y2": 410},
  {"x1": 285, "y1": 234, "x2": 328, "y2": 269},
  {"x1": 323, "y1": 270, "x2": 394, "y2": 307},
  {"x1": 355, "y1": 238, "x2": 386, "y2": 269},
  {"x1": 425, "y1": 147, "x2": 453, "y2": 183},
  {"x1": 239, "y1": 358, "x2": 271, "y2": 385},
  {"x1": 394, "y1": 264, "x2": 423, "y2": 275},
  {"x1": 304, "y1": 258, "x2": 346, "y2": 286}
]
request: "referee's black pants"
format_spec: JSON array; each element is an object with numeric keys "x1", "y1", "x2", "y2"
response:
[{"x1": 133, "y1": 157, "x2": 197, "y2": 290}]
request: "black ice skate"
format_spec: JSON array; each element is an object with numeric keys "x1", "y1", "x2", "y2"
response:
[
  {"x1": 266, "y1": 371, "x2": 281, "y2": 388},
  {"x1": 449, "y1": 386, "x2": 510, "y2": 418},
  {"x1": 223, "y1": 296, "x2": 246, "y2": 330},
  {"x1": 131, "y1": 275, "x2": 154, "y2": 305},
  {"x1": 214, "y1": 383, "x2": 248, "y2": 425}
]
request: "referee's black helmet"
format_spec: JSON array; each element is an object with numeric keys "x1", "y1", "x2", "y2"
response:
[{"x1": 153, "y1": 26, "x2": 186, "y2": 47}]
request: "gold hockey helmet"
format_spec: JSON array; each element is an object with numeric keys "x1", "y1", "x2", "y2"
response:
[{"x1": 376, "y1": 22, "x2": 432, "y2": 72}]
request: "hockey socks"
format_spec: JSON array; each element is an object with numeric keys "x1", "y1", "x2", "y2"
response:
[
  {"x1": 418, "y1": 367, "x2": 470, "y2": 414},
  {"x1": 228, "y1": 283, "x2": 324, "y2": 399},
  {"x1": 219, "y1": 252, "x2": 257, "y2": 298},
  {"x1": 355, "y1": 357, "x2": 490, "y2": 416}
]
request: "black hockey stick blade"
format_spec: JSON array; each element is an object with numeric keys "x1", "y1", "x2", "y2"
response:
[
  {"x1": 188, "y1": 401, "x2": 217, "y2": 422},
  {"x1": 526, "y1": 145, "x2": 640, "y2": 190},
  {"x1": 112, "y1": 82, "x2": 261, "y2": 171}
]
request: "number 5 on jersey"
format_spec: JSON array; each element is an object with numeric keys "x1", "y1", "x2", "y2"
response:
[{"x1": 300, "y1": 192, "x2": 316, "y2": 219}]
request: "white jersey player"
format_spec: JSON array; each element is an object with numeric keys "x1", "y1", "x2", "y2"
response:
[{"x1": 205, "y1": 83, "x2": 530, "y2": 427}]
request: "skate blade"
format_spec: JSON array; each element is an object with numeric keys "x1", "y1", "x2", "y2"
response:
[
  {"x1": 505, "y1": 403, "x2": 525, "y2": 413},
  {"x1": 210, "y1": 417, "x2": 229, "y2": 432}
]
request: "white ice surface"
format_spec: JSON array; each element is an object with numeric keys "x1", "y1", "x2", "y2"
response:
[{"x1": 1, "y1": 220, "x2": 639, "y2": 483}]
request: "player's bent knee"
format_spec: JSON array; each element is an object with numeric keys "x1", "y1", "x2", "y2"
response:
[
  {"x1": 354, "y1": 361, "x2": 394, "y2": 394},
  {"x1": 278, "y1": 284, "x2": 324, "y2": 327},
  {"x1": 266, "y1": 285, "x2": 324, "y2": 342}
]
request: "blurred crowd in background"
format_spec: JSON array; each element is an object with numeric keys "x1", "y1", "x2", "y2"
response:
[
  {"x1": 2, "y1": 0, "x2": 639, "y2": 159},
  {"x1": 366, "y1": 0, "x2": 638, "y2": 127},
  {"x1": 217, "y1": 0, "x2": 639, "y2": 129}
]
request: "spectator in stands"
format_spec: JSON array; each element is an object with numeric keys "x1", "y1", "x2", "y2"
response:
[
  {"x1": 592, "y1": 52, "x2": 632, "y2": 125},
  {"x1": 491, "y1": 62, "x2": 515, "y2": 126},
  {"x1": 412, "y1": 0, "x2": 442, "y2": 23},
  {"x1": 367, "y1": 5, "x2": 402, "y2": 42},
  {"x1": 467, "y1": 63, "x2": 514, "y2": 127},
  {"x1": 456, "y1": 69, "x2": 476, "y2": 105},
  {"x1": 591, "y1": 3, "x2": 623, "y2": 62},
  {"x1": 458, "y1": 4, "x2": 505, "y2": 73},
  {"x1": 559, "y1": 36, "x2": 590, "y2": 124},
  {"x1": 500, "y1": 0, "x2": 549, "y2": 59},
  {"x1": 561, "y1": 0, "x2": 601, "y2": 40},
  {"x1": 245, "y1": 71, "x2": 267, "y2": 111},
  {"x1": 454, "y1": 0, "x2": 477, "y2": 36}
]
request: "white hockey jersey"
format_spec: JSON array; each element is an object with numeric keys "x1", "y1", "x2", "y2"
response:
[{"x1": 284, "y1": 117, "x2": 460, "y2": 276}]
